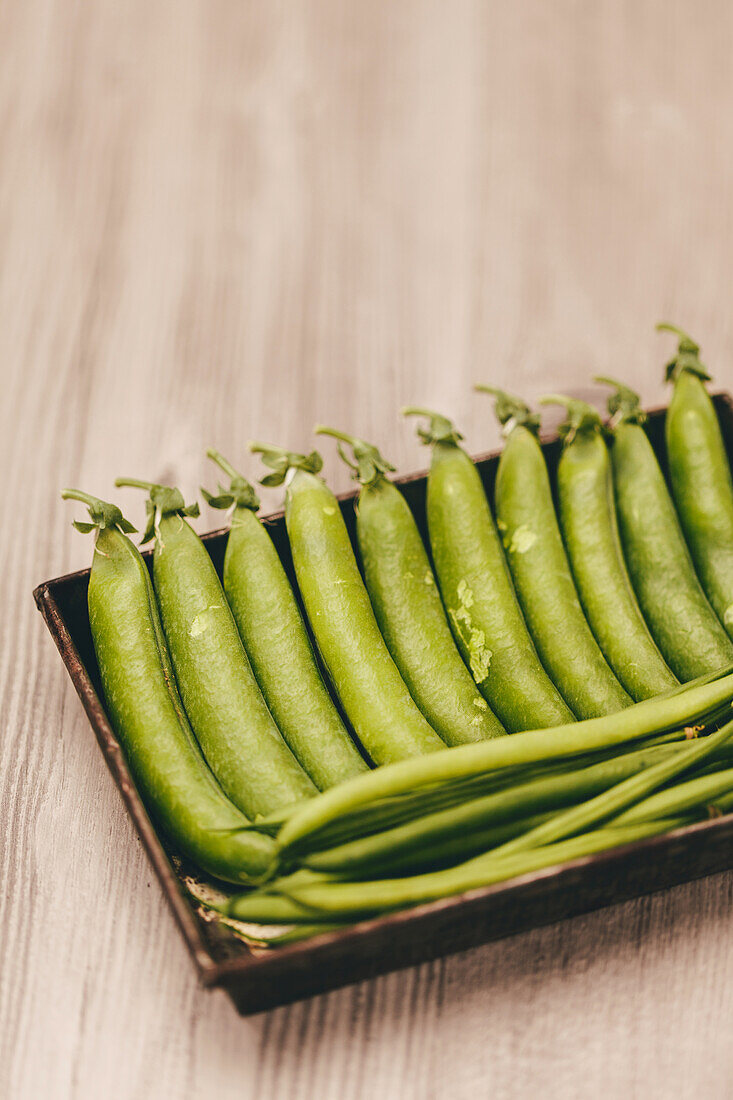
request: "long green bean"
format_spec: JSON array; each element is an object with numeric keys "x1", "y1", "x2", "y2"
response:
[
  {"x1": 489, "y1": 717, "x2": 733, "y2": 858},
  {"x1": 613, "y1": 766, "x2": 733, "y2": 826},
  {"x1": 276, "y1": 672, "x2": 733, "y2": 855},
  {"x1": 230, "y1": 817, "x2": 688, "y2": 923},
  {"x1": 301, "y1": 740, "x2": 686, "y2": 875}
]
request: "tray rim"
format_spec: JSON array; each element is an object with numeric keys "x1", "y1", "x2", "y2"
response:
[{"x1": 33, "y1": 392, "x2": 733, "y2": 1011}]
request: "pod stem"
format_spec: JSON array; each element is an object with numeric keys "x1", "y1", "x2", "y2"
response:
[
  {"x1": 62, "y1": 488, "x2": 137, "y2": 534},
  {"x1": 593, "y1": 377, "x2": 646, "y2": 428},
  {"x1": 656, "y1": 322, "x2": 711, "y2": 383},
  {"x1": 474, "y1": 385, "x2": 540, "y2": 436},
  {"x1": 314, "y1": 426, "x2": 357, "y2": 448},
  {"x1": 62, "y1": 488, "x2": 106, "y2": 510},
  {"x1": 203, "y1": 449, "x2": 260, "y2": 512},
  {"x1": 316, "y1": 426, "x2": 396, "y2": 488},
  {"x1": 114, "y1": 477, "x2": 156, "y2": 492},
  {"x1": 539, "y1": 395, "x2": 602, "y2": 444},
  {"x1": 249, "y1": 442, "x2": 324, "y2": 488},
  {"x1": 206, "y1": 449, "x2": 240, "y2": 482},
  {"x1": 402, "y1": 407, "x2": 464, "y2": 447},
  {"x1": 115, "y1": 478, "x2": 200, "y2": 543}
]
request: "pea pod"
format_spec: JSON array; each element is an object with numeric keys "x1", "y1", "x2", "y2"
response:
[
  {"x1": 403, "y1": 409, "x2": 574, "y2": 732},
  {"x1": 598, "y1": 381, "x2": 733, "y2": 682},
  {"x1": 660, "y1": 323, "x2": 733, "y2": 637},
  {"x1": 249, "y1": 444, "x2": 446, "y2": 764},
  {"x1": 202, "y1": 450, "x2": 367, "y2": 789},
  {"x1": 477, "y1": 387, "x2": 631, "y2": 718},
  {"x1": 542, "y1": 394, "x2": 677, "y2": 701},
  {"x1": 115, "y1": 478, "x2": 317, "y2": 818},
  {"x1": 62, "y1": 490, "x2": 275, "y2": 883},
  {"x1": 315, "y1": 427, "x2": 505, "y2": 745}
]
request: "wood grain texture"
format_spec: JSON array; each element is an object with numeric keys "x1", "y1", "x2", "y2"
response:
[{"x1": 3, "y1": 0, "x2": 733, "y2": 1095}]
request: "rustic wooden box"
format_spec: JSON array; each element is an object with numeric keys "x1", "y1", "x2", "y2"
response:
[{"x1": 34, "y1": 395, "x2": 733, "y2": 1015}]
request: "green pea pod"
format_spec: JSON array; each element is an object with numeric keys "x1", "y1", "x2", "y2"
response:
[
  {"x1": 542, "y1": 393, "x2": 677, "y2": 701},
  {"x1": 477, "y1": 387, "x2": 631, "y2": 719},
  {"x1": 115, "y1": 478, "x2": 316, "y2": 818},
  {"x1": 660, "y1": 323, "x2": 733, "y2": 637},
  {"x1": 249, "y1": 443, "x2": 446, "y2": 764},
  {"x1": 202, "y1": 450, "x2": 368, "y2": 790},
  {"x1": 315, "y1": 427, "x2": 505, "y2": 744},
  {"x1": 403, "y1": 409, "x2": 574, "y2": 732},
  {"x1": 598, "y1": 381, "x2": 733, "y2": 682},
  {"x1": 62, "y1": 490, "x2": 275, "y2": 883}
]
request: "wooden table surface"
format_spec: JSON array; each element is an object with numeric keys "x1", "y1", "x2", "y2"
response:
[{"x1": 4, "y1": 1, "x2": 733, "y2": 1096}]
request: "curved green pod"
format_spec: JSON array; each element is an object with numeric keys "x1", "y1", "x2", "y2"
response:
[
  {"x1": 202, "y1": 451, "x2": 368, "y2": 789},
  {"x1": 62, "y1": 490, "x2": 276, "y2": 883},
  {"x1": 661, "y1": 323, "x2": 733, "y2": 637},
  {"x1": 546, "y1": 394, "x2": 677, "y2": 701},
  {"x1": 115, "y1": 479, "x2": 316, "y2": 819},
  {"x1": 404, "y1": 409, "x2": 574, "y2": 732},
  {"x1": 316, "y1": 427, "x2": 505, "y2": 744},
  {"x1": 598, "y1": 381, "x2": 733, "y2": 683},
  {"x1": 249, "y1": 444, "x2": 446, "y2": 764},
  {"x1": 478, "y1": 387, "x2": 631, "y2": 719}
]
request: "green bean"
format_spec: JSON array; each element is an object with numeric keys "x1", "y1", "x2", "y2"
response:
[
  {"x1": 248, "y1": 769, "x2": 514, "y2": 841},
  {"x1": 293, "y1": 812, "x2": 554, "y2": 881},
  {"x1": 613, "y1": 765, "x2": 733, "y2": 827},
  {"x1": 301, "y1": 740, "x2": 684, "y2": 875},
  {"x1": 264, "y1": 736, "x2": 687, "y2": 858},
  {"x1": 598, "y1": 380, "x2": 733, "y2": 682},
  {"x1": 115, "y1": 479, "x2": 316, "y2": 818},
  {"x1": 275, "y1": 670, "x2": 733, "y2": 854},
  {"x1": 285, "y1": 728, "x2": 704, "y2": 858},
  {"x1": 253, "y1": 724, "x2": 693, "y2": 842},
  {"x1": 227, "y1": 891, "x2": 325, "y2": 924},
  {"x1": 255, "y1": 867, "x2": 332, "y2": 893},
  {"x1": 248, "y1": 444, "x2": 446, "y2": 764},
  {"x1": 256, "y1": 769, "x2": 538, "y2": 855},
  {"x1": 660, "y1": 324, "x2": 733, "y2": 638},
  {"x1": 403, "y1": 408, "x2": 574, "y2": 732},
  {"x1": 544, "y1": 394, "x2": 677, "y2": 701},
  {"x1": 284, "y1": 731, "x2": 707, "y2": 858},
  {"x1": 315, "y1": 427, "x2": 504, "y2": 744},
  {"x1": 233, "y1": 817, "x2": 687, "y2": 923},
  {"x1": 478, "y1": 387, "x2": 631, "y2": 718},
  {"x1": 202, "y1": 450, "x2": 367, "y2": 789},
  {"x1": 489, "y1": 717, "x2": 733, "y2": 858},
  {"x1": 62, "y1": 491, "x2": 276, "y2": 883}
]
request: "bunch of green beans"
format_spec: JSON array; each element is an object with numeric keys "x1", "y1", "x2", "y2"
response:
[
  {"x1": 62, "y1": 320, "x2": 733, "y2": 923},
  {"x1": 226, "y1": 712, "x2": 733, "y2": 925}
]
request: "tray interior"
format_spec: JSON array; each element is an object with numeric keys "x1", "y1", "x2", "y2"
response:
[{"x1": 34, "y1": 396, "x2": 733, "y2": 1013}]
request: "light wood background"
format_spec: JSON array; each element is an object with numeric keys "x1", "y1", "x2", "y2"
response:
[{"x1": 3, "y1": 1, "x2": 733, "y2": 1096}]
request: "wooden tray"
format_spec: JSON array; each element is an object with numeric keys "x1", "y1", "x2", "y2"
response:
[{"x1": 33, "y1": 394, "x2": 733, "y2": 1015}]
